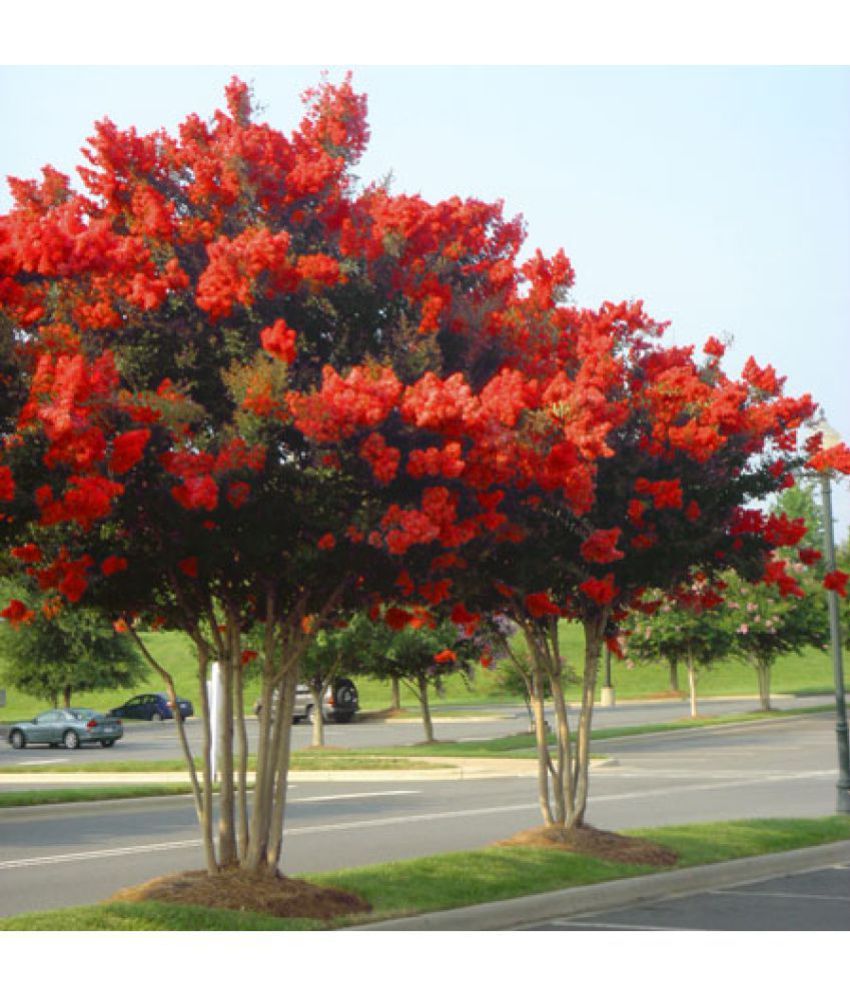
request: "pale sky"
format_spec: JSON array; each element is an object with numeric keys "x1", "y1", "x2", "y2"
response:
[{"x1": 1, "y1": 65, "x2": 848, "y2": 537}]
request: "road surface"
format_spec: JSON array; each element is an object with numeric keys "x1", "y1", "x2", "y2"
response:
[{"x1": 0, "y1": 711, "x2": 843, "y2": 917}]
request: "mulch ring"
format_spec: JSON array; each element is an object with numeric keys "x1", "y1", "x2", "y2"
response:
[
  {"x1": 494, "y1": 824, "x2": 679, "y2": 867},
  {"x1": 109, "y1": 868, "x2": 372, "y2": 921}
]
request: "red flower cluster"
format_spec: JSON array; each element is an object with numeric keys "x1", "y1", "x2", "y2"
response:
[
  {"x1": 635, "y1": 477, "x2": 683, "y2": 510},
  {"x1": 580, "y1": 528, "x2": 624, "y2": 564},
  {"x1": 579, "y1": 574, "x2": 618, "y2": 605},
  {"x1": 525, "y1": 592, "x2": 561, "y2": 618},
  {"x1": 101, "y1": 555, "x2": 128, "y2": 576},
  {"x1": 289, "y1": 365, "x2": 403, "y2": 443},
  {"x1": 823, "y1": 570, "x2": 848, "y2": 599},
  {"x1": 0, "y1": 466, "x2": 15, "y2": 502},
  {"x1": 109, "y1": 429, "x2": 151, "y2": 475},
  {"x1": 260, "y1": 318, "x2": 298, "y2": 364},
  {"x1": 808, "y1": 443, "x2": 850, "y2": 476},
  {"x1": 1, "y1": 599, "x2": 35, "y2": 627},
  {"x1": 407, "y1": 442, "x2": 466, "y2": 479},
  {"x1": 360, "y1": 432, "x2": 401, "y2": 485}
]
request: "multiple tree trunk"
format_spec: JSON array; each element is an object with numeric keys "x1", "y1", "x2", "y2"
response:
[
  {"x1": 498, "y1": 610, "x2": 608, "y2": 831},
  {"x1": 124, "y1": 583, "x2": 343, "y2": 876}
]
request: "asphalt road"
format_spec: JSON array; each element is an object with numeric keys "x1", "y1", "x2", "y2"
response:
[
  {"x1": 0, "y1": 711, "x2": 844, "y2": 918},
  {"x1": 0, "y1": 693, "x2": 836, "y2": 767}
]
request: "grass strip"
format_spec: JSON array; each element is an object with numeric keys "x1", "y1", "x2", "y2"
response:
[
  {"x1": 2, "y1": 816, "x2": 849, "y2": 931},
  {"x1": 0, "y1": 785, "x2": 195, "y2": 808},
  {"x1": 0, "y1": 755, "x2": 446, "y2": 775}
]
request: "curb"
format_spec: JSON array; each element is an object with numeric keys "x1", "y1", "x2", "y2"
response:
[
  {"x1": 345, "y1": 838, "x2": 850, "y2": 931},
  {"x1": 0, "y1": 758, "x2": 604, "y2": 787}
]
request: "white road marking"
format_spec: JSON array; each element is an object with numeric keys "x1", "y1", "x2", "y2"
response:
[
  {"x1": 293, "y1": 790, "x2": 419, "y2": 803},
  {"x1": 591, "y1": 769, "x2": 834, "y2": 805},
  {"x1": 709, "y1": 889, "x2": 850, "y2": 902},
  {"x1": 0, "y1": 800, "x2": 539, "y2": 871},
  {"x1": 600, "y1": 768, "x2": 833, "y2": 780},
  {"x1": 517, "y1": 920, "x2": 692, "y2": 931},
  {"x1": 0, "y1": 769, "x2": 835, "y2": 874}
]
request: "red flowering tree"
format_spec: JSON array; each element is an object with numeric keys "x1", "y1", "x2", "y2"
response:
[
  {"x1": 0, "y1": 77, "x2": 545, "y2": 877},
  {"x1": 439, "y1": 321, "x2": 819, "y2": 834}
]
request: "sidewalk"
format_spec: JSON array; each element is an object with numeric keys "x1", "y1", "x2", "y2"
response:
[{"x1": 347, "y1": 838, "x2": 850, "y2": 930}]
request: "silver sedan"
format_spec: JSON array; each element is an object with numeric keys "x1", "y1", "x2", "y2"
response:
[{"x1": 7, "y1": 708, "x2": 124, "y2": 749}]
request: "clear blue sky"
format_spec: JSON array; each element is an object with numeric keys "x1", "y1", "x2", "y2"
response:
[{"x1": 1, "y1": 66, "x2": 848, "y2": 535}]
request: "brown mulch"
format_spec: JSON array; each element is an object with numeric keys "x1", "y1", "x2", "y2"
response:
[
  {"x1": 494, "y1": 824, "x2": 679, "y2": 867},
  {"x1": 109, "y1": 868, "x2": 372, "y2": 921}
]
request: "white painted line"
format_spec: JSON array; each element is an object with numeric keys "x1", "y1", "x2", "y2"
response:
[
  {"x1": 0, "y1": 769, "x2": 837, "y2": 874},
  {"x1": 602, "y1": 768, "x2": 833, "y2": 781},
  {"x1": 591, "y1": 769, "x2": 834, "y2": 805},
  {"x1": 710, "y1": 889, "x2": 850, "y2": 902},
  {"x1": 16, "y1": 759, "x2": 71, "y2": 766},
  {"x1": 0, "y1": 839, "x2": 201, "y2": 869},
  {"x1": 294, "y1": 790, "x2": 419, "y2": 803},
  {"x1": 518, "y1": 920, "x2": 691, "y2": 931},
  {"x1": 0, "y1": 800, "x2": 539, "y2": 871}
]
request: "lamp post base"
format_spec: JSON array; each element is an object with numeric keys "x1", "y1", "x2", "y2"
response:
[
  {"x1": 837, "y1": 786, "x2": 850, "y2": 815},
  {"x1": 600, "y1": 686, "x2": 616, "y2": 708}
]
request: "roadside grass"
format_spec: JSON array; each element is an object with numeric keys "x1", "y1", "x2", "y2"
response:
[
  {"x1": 0, "y1": 625, "x2": 838, "y2": 721},
  {"x1": 0, "y1": 754, "x2": 445, "y2": 776},
  {"x1": 0, "y1": 785, "x2": 196, "y2": 808},
  {"x1": 2, "y1": 816, "x2": 849, "y2": 930}
]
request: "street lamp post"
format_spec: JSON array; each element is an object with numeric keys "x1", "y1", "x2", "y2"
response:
[{"x1": 814, "y1": 420, "x2": 850, "y2": 814}]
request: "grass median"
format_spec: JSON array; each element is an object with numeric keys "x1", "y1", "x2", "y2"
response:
[{"x1": 1, "y1": 816, "x2": 849, "y2": 930}]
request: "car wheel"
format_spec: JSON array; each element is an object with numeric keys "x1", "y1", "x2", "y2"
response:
[
  {"x1": 151, "y1": 712, "x2": 163, "y2": 722},
  {"x1": 63, "y1": 730, "x2": 80, "y2": 750},
  {"x1": 101, "y1": 739, "x2": 115, "y2": 748},
  {"x1": 291, "y1": 715, "x2": 303, "y2": 724},
  {"x1": 334, "y1": 713, "x2": 353, "y2": 724},
  {"x1": 305, "y1": 706, "x2": 314, "y2": 725},
  {"x1": 9, "y1": 730, "x2": 26, "y2": 750},
  {"x1": 335, "y1": 685, "x2": 356, "y2": 707}
]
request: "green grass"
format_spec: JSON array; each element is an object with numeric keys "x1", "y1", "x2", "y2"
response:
[
  {"x1": 2, "y1": 816, "x2": 848, "y2": 930},
  {"x1": 0, "y1": 753, "x2": 445, "y2": 775},
  {"x1": 0, "y1": 623, "x2": 838, "y2": 722},
  {"x1": 0, "y1": 785, "x2": 196, "y2": 807}
]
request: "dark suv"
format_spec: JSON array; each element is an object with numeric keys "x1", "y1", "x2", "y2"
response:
[{"x1": 254, "y1": 677, "x2": 359, "y2": 724}]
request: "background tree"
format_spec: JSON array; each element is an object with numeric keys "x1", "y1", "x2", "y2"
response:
[
  {"x1": 298, "y1": 612, "x2": 376, "y2": 747},
  {"x1": 350, "y1": 614, "x2": 478, "y2": 743},
  {"x1": 626, "y1": 583, "x2": 734, "y2": 718},
  {"x1": 0, "y1": 582, "x2": 145, "y2": 708},
  {"x1": 722, "y1": 564, "x2": 827, "y2": 710}
]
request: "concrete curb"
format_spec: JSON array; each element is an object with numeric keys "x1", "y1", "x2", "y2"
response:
[
  {"x1": 346, "y1": 838, "x2": 850, "y2": 931},
  {"x1": 0, "y1": 756, "x2": 612, "y2": 787}
]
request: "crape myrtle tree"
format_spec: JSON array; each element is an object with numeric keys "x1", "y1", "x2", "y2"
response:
[
  {"x1": 723, "y1": 561, "x2": 828, "y2": 710},
  {"x1": 437, "y1": 321, "x2": 821, "y2": 834},
  {"x1": 0, "y1": 580, "x2": 146, "y2": 708},
  {"x1": 625, "y1": 581, "x2": 734, "y2": 718},
  {"x1": 3, "y1": 76, "x2": 848, "y2": 874},
  {"x1": 0, "y1": 76, "x2": 602, "y2": 875}
]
